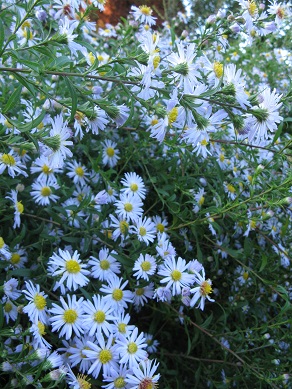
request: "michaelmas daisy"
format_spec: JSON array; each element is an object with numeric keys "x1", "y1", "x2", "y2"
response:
[
  {"x1": 48, "y1": 249, "x2": 90, "y2": 291},
  {"x1": 126, "y1": 358, "x2": 160, "y2": 389},
  {"x1": 49, "y1": 294, "x2": 85, "y2": 340}
]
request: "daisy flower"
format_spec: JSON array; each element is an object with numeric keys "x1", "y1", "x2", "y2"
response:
[
  {"x1": 30, "y1": 155, "x2": 62, "y2": 181},
  {"x1": 66, "y1": 160, "x2": 89, "y2": 186},
  {"x1": 31, "y1": 177, "x2": 60, "y2": 206},
  {"x1": 0, "y1": 150, "x2": 28, "y2": 178},
  {"x1": 102, "y1": 139, "x2": 120, "y2": 168},
  {"x1": 30, "y1": 321, "x2": 52, "y2": 350},
  {"x1": 23, "y1": 281, "x2": 49, "y2": 324},
  {"x1": 189, "y1": 268, "x2": 215, "y2": 310},
  {"x1": 246, "y1": 88, "x2": 283, "y2": 144},
  {"x1": 66, "y1": 366, "x2": 91, "y2": 389},
  {"x1": 133, "y1": 217, "x2": 156, "y2": 245},
  {"x1": 5, "y1": 190, "x2": 24, "y2": 228},
  {"x1": 115, "y1": 193, "x2": 144, "y2": 223},
  {"x1": 133, "y1": 282, "x2": 154, "y2": 309},
  {"x1": 223, "y1": 64, "x2": 251, "y2": 109},
  {"x1": 49, "y1": 294, "x2": 85, "y2": 340},
  {"x1": 113, "y1": 312, "x2": 136, "y2": 339},
  {"x1": 158, "y1": 256, "x2": 195, "y2": 296},
  {"x1": 48, "y1": 249, "x2": 90, "y2": 291},
  {"x1": 152, "y1": 215, "x2": 168, "y2": 234},
  {"x1": 126, "y1": 358, "x2": 160, "y2": 389},
  {"x1": 83, "y1": 335, "x2": 119, "y2": 378},
  {"x1": 0, "y1": 237, "x2": 11, "y2": 260},
  {"x1": 44, "y1": 113, "x2": 73, "y2": 168},
  {"x1": 167, "y1": 41, "x2": 198, "y2": 94},
  {"x1": 102, "y1": 364, "x2": 131, "y2": 389},
  {"x1": 82, "y1": 294, "x2": 116, "y2": 337},
  {"x1": 58, "y1": 17, "x2": 86, "y2": 57},
  {"x1": 109, "y1": 214, "x2": 134, "y2": 242},
  {"x1": 133, "y1": 253, "x2": 157, "y2": 281},
  {"x1": 2, "y1": 298, "x2": 18, "y2": 323},
  {"x1": 116, "y1": 327, "x2": 148, "y2": 369},
  {"x1": 130, "y1": 5, "x2": 157, "y2": 26},
  {"x1": 100, "y1": 275, "x2": 134, "y2": 312},
  {"x1": 84, "y1": 106, "x2": 109, "y2": 135},
  {"x1": 3, "y1": 278, "x2": 21, "y2": 301},
  {"x1": 121, "y1": 172, "x2": 146, "y2": 199},
  {"x1": 144, "y1": 333, "x2": 159, "y2": 353},
  {"x1": 88, "y1": 247, "x2": 121, "y2": 281},
  {"x1": 67, "y1": 335, "x2": 95, "y2": 373}
]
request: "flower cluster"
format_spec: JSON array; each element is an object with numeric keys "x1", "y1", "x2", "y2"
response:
[{"x1": 0, "y1": 0, "x2": 291, "y2": 388}]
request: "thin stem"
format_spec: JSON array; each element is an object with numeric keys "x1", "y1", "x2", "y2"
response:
[{"x1": 22, "y1": 213, "x2": 61, "y2": 226}]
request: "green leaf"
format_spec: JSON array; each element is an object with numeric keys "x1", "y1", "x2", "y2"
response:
[
  {"x1": 64, "y1": 76, "x2": 77, "y2": 122},
  {"x1": 3, "y1": 84, "x2": 22, "y2": 113},
  {"x1": 200, "y1": 313, "x2": 213, "y2": 329},
  {"x1": 259, "y1": 254, "x2": 267, "y2": 272},
  {"x1": 0, "y1": 18, "x2": 5, "y2": 54},
  {"x1": 21, "y1": 59, "x2": 41, "y2": 73},
  {"x1": 8, "y1": 268, "x2": 33, "y2": 277},
  {"x1": 10, "y1": 72, "x2": 36, "y2": 97}
]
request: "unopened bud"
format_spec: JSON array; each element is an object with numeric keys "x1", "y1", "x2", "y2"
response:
[{"x1": 16, "y1": 184, "x2": 25, "y2": 192}]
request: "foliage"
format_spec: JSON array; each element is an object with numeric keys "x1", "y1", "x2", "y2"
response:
[{"x1": 0, "y1": 1, "x2": 291, "y2": 388}]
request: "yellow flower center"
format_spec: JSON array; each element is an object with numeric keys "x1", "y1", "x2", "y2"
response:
[
  {"x1": 10, "y1": 253, "x2": 21, "y2": 265},
  {"x1": 114, "y1": 377, "x2": 126, "y2": 388},
  {"x1": 22, "y1": 29, "x2": 33, "y2": 40},
  {"x1": 250, "y1": 220, "x2": 257, "y2": 229},
  {"x1": 139, "y1": 5, "x2": 152, "y2": 15},
  {"x1": 94, "y1": 310, "x2": 106, "y2": 323},
  {"x1": 168, "y1": 107, "x2": 178, "y2": 124},
  {"x1": 141, "y1": 261, "x2": 151, "y2": 271},
  {"x1": 1, "y1": 154, "x2": 16, "y2": 166},
  {"x1": 106, "y1": 147, "x2": 115, "y2": 157},
  {"x1": 153, "y1": 55, "x2": 160, "y2": 69},
  {"x1": 213, "y1": 61, "x2": 223, "y2": 78},
  {"x1": 139, "y1": 378, "x2": 157, "y2": 389},
  {"x1": 151, "y1": 118, "x2": 159, "y2": 126},
  {"x1": 63, "y1": 309, "x2": 78, "y2": 324},
  {"x1": 171, "y1": 269, "x2": 182, "y2": 281},
  {"x1": 4, "y1": 302, "x2": 12, "y2": 313},
  {"x1": 75, "y1": 166, "x2": 84, "y2": 177},
  {"x1": 127, "y1": 342, "x2": 138, "y2": 354},
  {"x1": 124, "y1": 203, "x2": 133, "y2": 212},
  {"x1": 42, "y1": 164, "x2": 51, "y2": 174},
  {"x1": 130, "y1": 183, "x2": 138, "y2": 192},
  {"x1": 200, "y1": 280, "x2": 213, "y2": 296},
  {"x1": 277, "y1": 7, "x2": 285, "y2": 19},
  {"x1": 41, "y1": 186, "x2": 52, "y2": 197},
  {"x1": 156, "y1": 223, "x2": 164, "y2": 233},
  {"x1": 99, "y1": 349, "x2": 112, "y2": 364},
  {"x1": 135, "y1": 288, "x2": 144, "y2": 296},
  {"x1": 248, "y1": 0, "x2": 258, "y2": 16},
  {"x1": 65, "y1": 259, "x2": 81, "y2": 274},
  {"x1": 17, "y1": 201, "x2": 24, "y2": 213},
  {"x1": 219, "y1": 154, "x2": 225, "y2": 162},
  {"x1": 112, "y1": 288, "x2": 123, "y2": 301},
  {"x1": 227, "y1": 184, "x2": 235, "y2": 193},
  {"x1": 21, "y1": 21, "x2": 31, "y2": 29},
  {"x1": 139, "y1": 227, "x2": 147, "y2": 236},
  {"x1": 120, "y1": 220, "x2": 129, "y2": 234},
  {"x1": 201, "y1": 139, "x2": 208, "y2": 146},
  {"x1": 33, "y1": 294, "x2": 47, "y2": 310},
  {"x1": 4, "y1": 120, "x2": 13, "y2": 128},
  {"x1": 243, "y1": 271, "x2": 249, "y2": 281},
  {"x1": 198, "y1": 196, "x2": 205, "y2": 206},
  {"x1": 100, "y1": 259, "x2": 110, "y2": 270},
  {"x1": 0, "y1": 237, "x2": 4, "y2": 249},
  {"x1": 88, "y1": 52, "x2": 95, "y2": 64},
  {"x1": 77, "y1": 374, "x2": 91, "y2": 389},
  {"x1": 118, "y1": 323, "x2": 126, "y2": 333},
  {"x1": 37, "y1": 321, "x2": 46, "y2": 336}
]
